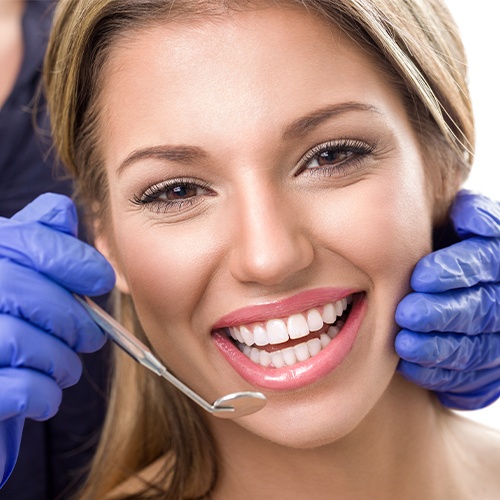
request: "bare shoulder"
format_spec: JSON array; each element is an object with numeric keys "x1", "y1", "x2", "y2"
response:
[{"x1": 105, "y1": 454, "x2": 174, "y2": 499}]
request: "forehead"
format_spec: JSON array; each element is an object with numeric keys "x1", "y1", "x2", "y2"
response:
[
  {"x1": 103, "y1": 5, "x2": 383, "y2": 92},
  {"x1": 99, "y1": 5, "x2": 407, "y2": 166}
]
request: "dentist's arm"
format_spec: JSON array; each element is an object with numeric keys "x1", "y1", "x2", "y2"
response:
[
  {"x1": 0, "y1": 194, "x2": 115, "y2": 487},
  {"x1": 395, "y1": 191, "x2": 500, "y2": 409}
]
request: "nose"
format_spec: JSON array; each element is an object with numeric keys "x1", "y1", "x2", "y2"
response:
[{"x1": 228, "y1": 181, "x2": 314, "y2": 287}]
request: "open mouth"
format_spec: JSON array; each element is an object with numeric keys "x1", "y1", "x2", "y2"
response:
[{"x1": 222, "y1": 295, "x2": 354, "y2": 369}]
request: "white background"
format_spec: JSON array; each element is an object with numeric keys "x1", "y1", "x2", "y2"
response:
[{"x1": 444, "y1": 1, "x2": 499, "y2": 430}]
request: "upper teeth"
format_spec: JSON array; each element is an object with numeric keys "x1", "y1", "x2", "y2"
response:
[{"x1": 227, "y1": 296, "x2": 351, "y2": 347}]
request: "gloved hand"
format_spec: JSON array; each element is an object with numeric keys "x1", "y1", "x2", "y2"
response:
[
  {"x1": 0, "y1": 193, "x2": 115, "y2": 488},
  {"x1": 395, "y1": 190, "x2": 500, "y2": 410}
]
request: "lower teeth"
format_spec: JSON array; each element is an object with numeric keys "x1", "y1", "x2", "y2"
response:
[{"x1": 238, "y1": 320, "x2": 345, "y2": 368}]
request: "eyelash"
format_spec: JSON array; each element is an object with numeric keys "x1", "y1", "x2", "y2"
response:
[
  {"x1": 296, "y1": 138, "x2": 375, "y2": 176},
  {"x1": 131, "y1": 178, "x2": 213, "y2": 213},
  {"x1": 132, "y1": 138, "x2": 375, "y2": 213}
]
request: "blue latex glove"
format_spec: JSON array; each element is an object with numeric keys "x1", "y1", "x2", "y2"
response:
[
  {"x1": 396, "y1": 190, "x2": 500, "y2": 410},
  {"x1": 0, "y1": 193, "x2": 115, "y2": 488}
]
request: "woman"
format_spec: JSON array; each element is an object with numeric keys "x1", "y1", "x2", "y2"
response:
[{"x1": 43, "y1": 0, "x2": 500, "y2": 498}]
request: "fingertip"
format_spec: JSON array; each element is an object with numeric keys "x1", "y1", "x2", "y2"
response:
[
  {"x1": 68, "y1": 248, "x2": 116, "y2": 297},
  {"x1": 451, "y1": 191, "x2": 500, "y2": 238},
  {"x1": 0, "y1": 369, "x2": 62, "y2": 421},
  {"x1": 395, "y1": 294, "x2": 431, "y2": 330},
  {"x1": 396, "y1": 359, "x2": 419, "y2": 382},
  {"x1": 58, "y1": 354, "x2": 83, "y2": 389},
  {"x1": 12, "y1": 193, "x2": 78, "y2": 237},
  {"x1": 29, "y1": 378, "x2": 62, "y2": 421},
  {"x1": 410, "y1": 258, "x2": 439, "y2": 292},
  {"x1": 394, "y1": 330, "x2": 416, "y2": 360},
  {"x1": 47, "y1": 257, "x2": 115, "y2": 299},
  {"x1": 91, "y1": 257, "x2": 116, "y2": 296},
  {"x1": 435, "y1": 391, "x2": 497, "y2": 411},
  {"x1": 75, "y1": 325, "x2": 107, "y2": 354}
]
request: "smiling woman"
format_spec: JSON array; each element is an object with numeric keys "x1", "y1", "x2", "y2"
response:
[{"x1": 43, "y1": 0, "x2": 500, "y2": 499}]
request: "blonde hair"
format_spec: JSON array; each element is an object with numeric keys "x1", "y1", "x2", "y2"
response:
[{"x1": 44, "y1": 0, "x2": 474, "y2": 497}]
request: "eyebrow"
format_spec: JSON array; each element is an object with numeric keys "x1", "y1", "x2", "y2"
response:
[
  {"x1": 117, "y1": 145, "x2": 208, "y2": 175},
  {"x1": 282, "y1": 102, "x2": 381, "y2": 140},
  {"x1": 117, "y1": 101, "x2": 380, "y2": 175}
]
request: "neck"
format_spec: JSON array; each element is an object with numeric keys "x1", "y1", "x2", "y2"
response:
[{"x1": 209, "y1": 376, "x2": 467, "y2": 500}]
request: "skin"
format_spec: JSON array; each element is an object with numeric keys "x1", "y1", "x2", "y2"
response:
[
  {"x1": 0, "y1": 0, "x2": 24, "y2": 109},
  {"x1": 96, "y1": 6, "x2": 500, "y2": 499}
]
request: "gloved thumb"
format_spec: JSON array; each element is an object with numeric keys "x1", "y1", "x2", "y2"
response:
[{"x1": 0, "y1": 418, "x2": 24, "y2": 488}]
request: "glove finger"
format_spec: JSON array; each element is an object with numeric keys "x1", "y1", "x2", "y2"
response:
[
  {"x1": 10, "y1": 193, "x2": 78, "y2": 237},
  {"x1": 436, "y1": 382, "x2": 500, "y2": 410},
  {"x1": 0, "y1": 219, "x2": 114, "y2": 297},
  {"x1": 0, "y1": 261, "x2": 106, "y2": 352},
  {"x1": 397, "y1": 360, "x2": 500, "y2": 393},
  {"x1": 451, "y1": 190, "x2": 500, "y2": 238},
  {"x1": 0, "y1": 368, "x2": 62, "y2": 421},
  {"x1": 0, "y1": 417, "x2": 24, "y2": 488},
  {"x1": 410, "y1": 238, "x2": 500, "y2": 293},
  {"x1": 395, "y1": 285, "x2": 500, "y2": 334},
  {"x1": 0, "y1": 314, "x2": 83, "y2": 388},
  {"x1": 395, "y1": 330, "x2": 500, "y2": 370}
]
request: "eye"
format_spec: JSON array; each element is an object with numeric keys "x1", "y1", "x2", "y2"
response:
[
  {"x1": 159, "y1": 183, "x2": 198, "y2": 201},
  {"x1": 309, "y1": 149, "x2": 353, "y2": 168},
  {"x1": 131, "y1": 178, "x2": 213, "y2": 213},
  {"x1": 298, "y1": 139, "x2": 374, "y2": 175}
]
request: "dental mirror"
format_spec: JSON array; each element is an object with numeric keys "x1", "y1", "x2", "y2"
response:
[{"x1": 74, "y1": 295, "x2": 267, "y2": 418}]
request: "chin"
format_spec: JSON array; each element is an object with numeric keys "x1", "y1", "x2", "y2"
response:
[{"x1": 234, "y1": 357, "x2": 399, "y2": 450}]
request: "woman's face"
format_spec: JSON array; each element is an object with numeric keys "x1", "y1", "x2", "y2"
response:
[{"x1": 98, "y1": 6, "x2": 434, "y2": 447}]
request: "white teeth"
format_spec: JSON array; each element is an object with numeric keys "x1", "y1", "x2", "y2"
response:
[
  {"x1": 282, "y1": 347, "x2": 297, "y2": 366},
  {"x1": 238, "y1": 315, "x2": 348, "y2": 368},
  {"x1": 335, "y1": 301, "x2": 344, "y2": 317},
  {"x1": 294, "y1": 342, "x2": 310, "y2": 361},
  {"x1": 250, "y1": 347, "x2": 260, "y2": 363},
  {"x1": 241, "y1": 326, "x2": 254, "y2": 346},
  {"x1": 287, "y1": 313, "x2": 310, "y2": 340},
  {"x1": 270, "y1": 350, "x2": 285, "y2": 368},
  {"x1": 230, "y1": 326, "x2": 244, "y2": 344},
  {"x1": 266, "y1": 319, "x2": 289, "y2": 344},
  {"x1": 320, "y1": 333, "x2": 331, "y2": 348},
  {"x1": 253, "y1": 324, "x2": 268, "y2": 346},
  {"x1": 226, "y1": 295, "x2": 353, "y2": 349},
  {"x1": 322, "y1": 303, "x2": 336, "y2": 324},
  {"x1": 260, "y1": 350, "x2": 272, "y2": 367},
  {"x1": 306, "y1": 308, "x2": 323, "y2": 332},
  {"x1": 307, "y1": 338, "x2": 322, "y2": 357}
]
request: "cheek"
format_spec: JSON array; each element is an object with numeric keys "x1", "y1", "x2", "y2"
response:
[
  {"x1": 110, "y1": 217, "x2": 221, "y2": 348},
  {"x1": 311, "y1": 159, "x2": 433, "y2": 296}
]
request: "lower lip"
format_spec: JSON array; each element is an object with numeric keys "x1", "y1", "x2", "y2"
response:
[{"x1": 212, "y1": 294, "x2": 367, "y2": 391}]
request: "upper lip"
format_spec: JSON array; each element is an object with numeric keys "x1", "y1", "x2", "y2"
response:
[{"x1": 211, "y1": 287, "x2": 359, "y2": 329}]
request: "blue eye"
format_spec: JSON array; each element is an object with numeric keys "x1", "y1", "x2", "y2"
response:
[{"x1": 299, "y1": 139, "x2": 374, "y2": 174}]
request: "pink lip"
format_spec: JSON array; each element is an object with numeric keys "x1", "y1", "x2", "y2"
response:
[
  {"x1": 212, "y1": 292, "x2": 367, "y2": 391},
  {"x1": 212, "y1": 287, "x2": 358, "y2": 328}
]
